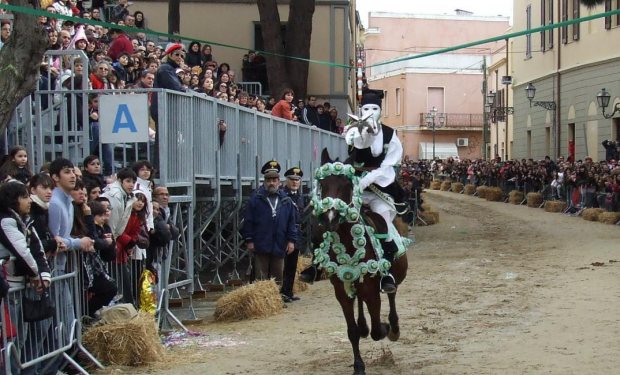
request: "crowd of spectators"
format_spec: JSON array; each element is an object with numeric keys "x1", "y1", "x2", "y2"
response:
[
  {"x1": 1, "y1": 0, "x2": 344, "y2": 166},
  {"x1": 400, "y1": 147, "x2": 620, "y2": 215},
  {"x1": 1, "y1": 145, "x2": 178, "y2": 371}
]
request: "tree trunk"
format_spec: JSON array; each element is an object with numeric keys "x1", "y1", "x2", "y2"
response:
[
  {"x1": 168, "y1": 0, "x2": 181, "y2": 36},
  {"x1": 257, "y1": 0, "x2": 289, "y2": 98},
  {"x1": 285, "y1": 0, "x2": 315, "y2": 101},
  {"x1": 0, "y1": 0, "x2": 48, "y2": 136}
]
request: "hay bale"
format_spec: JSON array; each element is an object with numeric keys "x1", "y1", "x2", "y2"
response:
[
  {"x1": 464, "y1": 184, "x2": 476, "y2": 195},
  {"x1": 430, "y1": 180, "x2": 441, "y2": 190},
  {"x1": 526, "y1": 192, "x2": 543, "y2": 207},
  {"x1": 83, "y1": 312, "x2": 164, "y2": 366},
  {"x1": 598, "y1": 212, "x2": 620, "y2": 225},
  {"x1": 581, "y1": 208, "x2": 604, "y2": 221},
  {"x1": 293, "y1": 257, "x2": 311, "y2": 293},
  {"x1": 544, "y1": 200, "x2": 568, "y2": 213},
  {"x1": 508, "y1": 190, "x2": 524, "y2": 205},
  {"x1": 421, "y1": 202, "x2": 431, "y2": 212},
  {"x1": 440, "y1": 181, "x2": 452, "y2": 191},
  {"x1": 476, "y1": 186, "x2": 489, "y2": 199},
  {"x1": 214, "y1": 279, "x2": 283, "y2": 322},
  {"x1": 451, "y1": 182, "x2": 464, "y2": 193},
  {"x1": 418, "y1": 211, "x2": 439, "y2": 225},
  {"x1": 485, "y1": 187, "x2": 504, "y2": 202}
]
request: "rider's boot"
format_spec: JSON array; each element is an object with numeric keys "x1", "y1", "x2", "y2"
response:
[
  {"x1": 379, "y1": 240, "x2": 398, "y2": 294},
  {"x1": 299, "y1": 264, "x2": 318, "y2": 284}
]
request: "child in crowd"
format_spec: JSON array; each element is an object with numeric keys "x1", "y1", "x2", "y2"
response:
[
  {"x1": 115, "y1": 191, "x2": 149, "y2": 305},
  {"x1": 85, "y1": 200, "x2": 117, "y2": 317},
  {"x1": 0, "y1": 146, "x2": 33, "y2": 184},
  {"x1": 28, "y1": 173, "x2": 64, "y2": 256}
]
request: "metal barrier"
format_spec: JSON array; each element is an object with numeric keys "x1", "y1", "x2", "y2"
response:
[
  {"x1": 1, "y1": 252, "x2": 102, "y2": 375},
  {"x1": 9, "y1": 63, "x2": 348, "y2": 318},
  {"x1": 235, "y1": 82, "x2": 263, "y2": 98}
]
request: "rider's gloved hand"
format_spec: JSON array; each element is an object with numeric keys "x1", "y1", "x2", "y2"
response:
[{"x1": 358, "y1": 176, "x2": 372, "y2": 191}]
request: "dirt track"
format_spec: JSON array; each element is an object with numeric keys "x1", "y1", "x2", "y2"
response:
[{"x1": 109, "y1": 190, "x2": 620, "y2": 375}]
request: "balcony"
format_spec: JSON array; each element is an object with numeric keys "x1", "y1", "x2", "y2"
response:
[{"x1": 418, "y1": 113, "x2": 484, "y2": 129}]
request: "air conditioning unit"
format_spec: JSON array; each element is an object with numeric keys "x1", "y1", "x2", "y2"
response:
[{"x1": 457, "y1": 138, "x2": 469, "y2": 147}]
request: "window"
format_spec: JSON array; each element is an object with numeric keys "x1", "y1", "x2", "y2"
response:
[
  {"x1": 395, "y1": 88, "x2": 401, "y2": 115},
  {"x1": 526, "y1": 5, "x2": 532, "y2": 58},
  {"x1": 604, "y1": 0, "x2": 620, "y2": 29},
  {"x1": 562, "y1": 0, "x2": 580, "y2": 43},
  {"x1": 572, "y1": 0, "x2": 580, "y2": 40},
  {"x1": 541, "y1": 0, "x2": 553, "y2": 51},
  {"x1": 527, "y1": 130, "x2": 532, "y2": 158},
  {"x1": 383, "y1": 91, "x2": 389, "y2": 116}
]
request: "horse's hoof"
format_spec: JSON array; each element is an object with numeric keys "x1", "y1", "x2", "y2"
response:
[
  {"x1": 387, "y1": 328, "x2": 400, "y2": 341},
  {"x1": 358, "y1": 325, "x2": 369, "y2": 338}
]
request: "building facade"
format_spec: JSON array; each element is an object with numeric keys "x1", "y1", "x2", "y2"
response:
[
  {"x1": 511, "y1": 0, "x2": 620, "y2": 162},
  {"x1": 362, "y1": 11, "x2": 510, "y2": 160},
  {"x1": 131, "y1": 0, "x2": 359, "y2": 114}
]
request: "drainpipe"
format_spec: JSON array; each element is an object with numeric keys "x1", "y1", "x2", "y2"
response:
[
  {"x1": 505, "y1": 38, "x2": 510, "y2": 161},
  {"x1": 555, "y1": 0, "x2": 562, "y2": 159}
]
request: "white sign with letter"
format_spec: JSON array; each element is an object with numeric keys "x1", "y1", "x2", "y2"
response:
[{"x1": 99, "y1": 94, "x2": 149, "y2": 144}]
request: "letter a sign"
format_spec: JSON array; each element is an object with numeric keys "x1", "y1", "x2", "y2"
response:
[{"x1": 99, "y1": 94, "x2": 149, "y2": 144}]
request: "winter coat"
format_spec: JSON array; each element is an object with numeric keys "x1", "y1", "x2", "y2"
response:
[
  {"x1": 28, "y1": 199, "x2": 58, "y2": 254},
  {"x1": 0, "y1": 209, "x2": 51, "y2": 285},
  {"x1": 241, "y1": 186, "x2": 297, "y2": 258},
  {"x1": 116, "y1": 212, "x2": 143, "y2": 264},
  {"x1": 101, "y1": 180, "x2": 136, "y2": 239},
  {"x1": 271, "y1": 100, "x2": 294, "y2": 120}
]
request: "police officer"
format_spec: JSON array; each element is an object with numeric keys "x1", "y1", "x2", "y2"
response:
[
  {"x1": 242, "y1": 161, "x2": 297, "y2": 285},
  {"x1": 280, "y1": 167, "x2": 304, "y2": 302}
]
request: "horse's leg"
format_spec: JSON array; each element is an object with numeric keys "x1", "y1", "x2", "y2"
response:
[
  {"x1": 387, "y1": 291, "x2": 400, "y2": 341},
  {"x1": 357, "y1": 297, "x2": 369, "y2": 338},
  {"x1": 335, "y1": 287, "x2": 365, "y2": 375},
  {"x1": 366, "y1": 289, "x2": 389, "y2": 341}
]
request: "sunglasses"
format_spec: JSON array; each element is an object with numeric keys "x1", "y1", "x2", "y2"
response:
[{"x1": 173, "y1": 52, "x2": 186, "y2": 58}]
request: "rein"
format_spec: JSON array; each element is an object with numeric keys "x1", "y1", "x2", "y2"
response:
[{"x1": 311, "y1": 162, "x2": 390, "y2": 298}]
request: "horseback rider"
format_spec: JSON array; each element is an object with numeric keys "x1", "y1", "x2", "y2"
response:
[{"x1": 301, "y1": 91, "x2": 405, "y2": 293}]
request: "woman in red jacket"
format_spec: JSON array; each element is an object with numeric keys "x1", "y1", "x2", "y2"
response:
[
  {"x1": 114, "y1": 191, "x2": 148, "y2": 305},
  {"x1": 270, "y1": 88, "x2": 295, "y2": 121}
]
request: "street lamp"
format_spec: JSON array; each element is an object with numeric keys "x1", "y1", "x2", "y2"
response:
[
  {"x1": 525, "y1": 82, "x2": 558, "y2": 158},
  {"x1": 426, "y1": 106, "x2": 446, "y2": 160},
  {"x1": 596, "y1": 88, "x2": 620, "y2": 119},
  {"x1": 487, "y1": 90, "x2": 514, "y2": 160},
  {"x1": 525, "y1": 82, "x2": 556, "y2": 110}
]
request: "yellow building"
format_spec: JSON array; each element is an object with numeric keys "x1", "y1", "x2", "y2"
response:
[
  {"x1": 511, "y1": 0, "x2": 620, "y2": 161},
  {"x1": 131, "y1": 0, "x2": 360, "y2": 113}
]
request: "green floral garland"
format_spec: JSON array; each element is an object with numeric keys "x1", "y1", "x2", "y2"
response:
[{"x1": 311, "y1": 162, "x2": 391, "y2": 298}]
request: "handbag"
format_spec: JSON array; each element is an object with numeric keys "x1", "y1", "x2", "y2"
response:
[{"x1": 22, "y1": 274, "x2": 55, "y2": 323}]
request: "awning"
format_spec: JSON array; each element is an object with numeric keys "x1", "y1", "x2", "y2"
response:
[{"x1": 418, "y1": 142, "x2": 459, "y2": 160}]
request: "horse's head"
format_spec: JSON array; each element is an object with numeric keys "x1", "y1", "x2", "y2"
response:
[{"x1": 312, "y1": 149, "x2": 363, "y2": 231}]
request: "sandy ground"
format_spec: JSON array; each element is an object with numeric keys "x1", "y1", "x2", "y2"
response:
[{"x1": 101, "y1": 190, "x2": 620, "y2": 375}]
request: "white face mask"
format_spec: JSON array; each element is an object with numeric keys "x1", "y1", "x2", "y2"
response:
[{"x1": 361, "y1": 104, "x2": 381, "y2": 124}]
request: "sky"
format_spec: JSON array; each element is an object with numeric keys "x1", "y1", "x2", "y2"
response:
[{"x1": 356, "y1": 0, "x2": 514, "y2": 28}]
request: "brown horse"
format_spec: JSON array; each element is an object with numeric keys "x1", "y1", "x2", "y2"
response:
[{"x1": 312, "y1": 149, "x2": 408, "y2": 375}]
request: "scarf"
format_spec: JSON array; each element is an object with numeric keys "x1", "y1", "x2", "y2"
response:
[{"x1": 30, "y1": 194, "x2": 49, "y2": 210}]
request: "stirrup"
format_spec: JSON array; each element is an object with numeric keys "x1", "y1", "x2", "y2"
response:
[
  {"x1": 299, "y1": 265, "x2": 317, "y2": 284},
  {"x1": 380, "y1": 274, "x2": 397, "y2": 294}
]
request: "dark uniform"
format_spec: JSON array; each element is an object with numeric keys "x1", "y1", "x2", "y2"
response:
[
  {"x1": 241, "y1": 161, "x2": 297, "y2": 284},
  {"x1": 280, "y1": 167, "x2": 305, "y2": 302}
]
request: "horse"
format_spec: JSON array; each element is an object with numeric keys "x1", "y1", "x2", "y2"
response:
[{"x1": 311, "y1": 149, "x2": 409, "y2": 375}]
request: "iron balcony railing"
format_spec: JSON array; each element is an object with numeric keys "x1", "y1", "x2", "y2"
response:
[{"x1": 418, "y1": 112, "x2": 484, "y2": 128}]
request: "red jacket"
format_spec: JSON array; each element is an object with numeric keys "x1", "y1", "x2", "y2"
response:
[
  {"x1": 107, "y1": 33, "x2": 134, "y2": 62},
  {"x1": 116, "y1": 212, "x2": 142, "y2": 264},
  {"x1": 271, "y1": 100, "x2": 294, "y2": 120}
]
